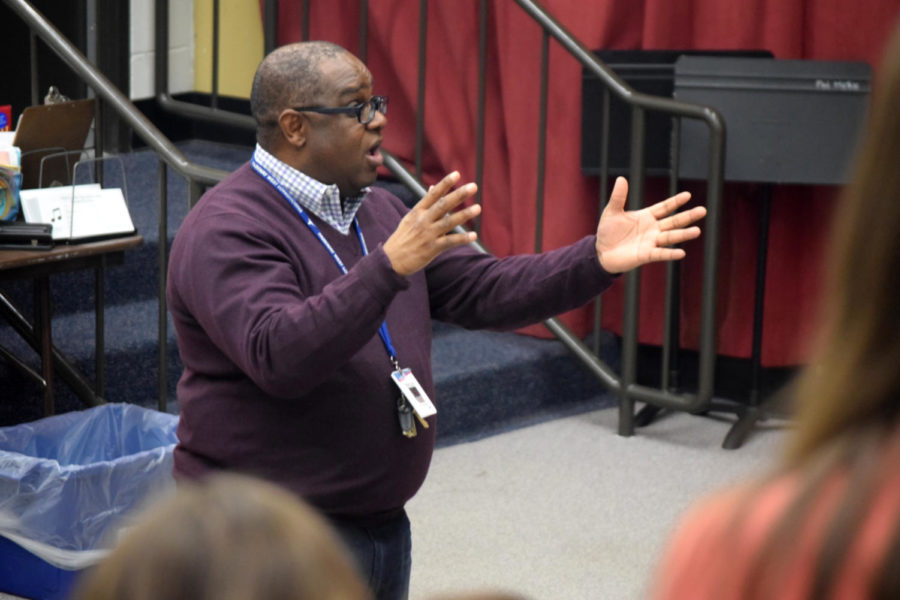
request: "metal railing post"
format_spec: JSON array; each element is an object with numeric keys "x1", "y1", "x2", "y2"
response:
[
  {"x1": 414, "y1": 0, "x2": 428, "y2": 180},
  {"x1": 158, "y1": 160, "x2": 168, "y2": 412},
  {"x1": 534, "y1": 30, "x2": 549, "y2": 254}
]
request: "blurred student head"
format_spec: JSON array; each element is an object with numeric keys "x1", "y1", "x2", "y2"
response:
[
  {"x1": 785, "y1": 17, "x2": 900, "y2": 468},
  {"x1": 71, "y1": 473, "x2": 372, "y2": 600},
  {"x1": 651, "y1": 19, "x2": 900, "y2": 600}
]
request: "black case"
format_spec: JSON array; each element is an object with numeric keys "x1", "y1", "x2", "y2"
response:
[
  {"x1": 674, "y1": 56, "x2": 871, "y2": 185},
  {"x1": 0, "y1": 222, "x2": 54, "y2": 250}
]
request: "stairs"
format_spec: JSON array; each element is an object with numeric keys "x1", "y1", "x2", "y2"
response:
[{"x1": 0, "y1": 141, "x2": 618, "y2": 441}]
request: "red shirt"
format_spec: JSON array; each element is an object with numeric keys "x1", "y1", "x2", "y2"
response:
[{"x1": 651, "y1": 437, "x2": 900, "y2": 599}]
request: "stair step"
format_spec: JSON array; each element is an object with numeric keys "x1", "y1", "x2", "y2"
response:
[
  {"x1": 431, "y1": 323, "x2": 617, "y2": 444},
  {"x1": 1, "y1": 304, "x2": 618, "y2": 441}
]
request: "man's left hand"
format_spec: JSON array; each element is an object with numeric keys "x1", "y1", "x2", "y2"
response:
[{"x1": 595, "y1": 177, "x2": 707, "y2": 274}]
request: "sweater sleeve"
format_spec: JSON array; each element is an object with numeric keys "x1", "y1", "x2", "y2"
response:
[{"x1": 424, "y1": 234, "x2": 616, "y2": 330}]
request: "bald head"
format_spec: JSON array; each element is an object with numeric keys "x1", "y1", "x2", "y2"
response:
[{"x1": 250, "y1": 41, "x2": 350, "y2": 148}]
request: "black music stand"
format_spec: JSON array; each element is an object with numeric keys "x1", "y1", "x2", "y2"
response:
[{"x1": 675, "y1": 56, "x2": 871, "y2": 447}]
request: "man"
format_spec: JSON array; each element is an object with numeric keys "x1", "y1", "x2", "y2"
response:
[{"x1": 166, "y1": 41, "x2": 706, "y2": 600}]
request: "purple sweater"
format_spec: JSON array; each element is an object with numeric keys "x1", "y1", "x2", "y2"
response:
[{"x1": 166, "y1": 162, "x2": 614, "y2": 520}]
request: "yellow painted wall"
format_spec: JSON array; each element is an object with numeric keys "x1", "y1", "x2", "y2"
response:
[{"x1": 193, "y1": 0, "x2": 264, "y2": 98}]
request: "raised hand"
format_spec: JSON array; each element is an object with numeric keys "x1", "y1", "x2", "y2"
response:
[
  {"x1": 383, "y1": 171, "x2": 482, "y2": 276},
  {"x1": 595, "y1": 177, "x2": 707, "y2": 274}
]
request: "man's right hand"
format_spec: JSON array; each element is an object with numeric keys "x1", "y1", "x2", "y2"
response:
[{"x1": 383, "y1": 171, "x2": 481, "y2": 276}]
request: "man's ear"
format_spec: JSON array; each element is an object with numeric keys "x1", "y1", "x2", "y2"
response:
[{"x1": 278, "y1": 110, "x2": 307, "y2": 149}]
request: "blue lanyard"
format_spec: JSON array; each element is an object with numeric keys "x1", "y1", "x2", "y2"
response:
[{"x1": 251, "y1": 158, "x2": 400, "y2": 368}]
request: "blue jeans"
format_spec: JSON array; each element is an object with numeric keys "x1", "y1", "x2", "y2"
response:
[{"x1": 328, "y1": 510, "x2": 412, "y2": 600}]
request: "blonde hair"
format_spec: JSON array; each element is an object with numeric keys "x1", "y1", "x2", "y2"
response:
[{"x1": 71, "y1": 473, "x2": 371, "y2": 600}]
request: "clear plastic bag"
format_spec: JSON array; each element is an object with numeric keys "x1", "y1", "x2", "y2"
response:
[{"x1": 0, "y1": 403, "x2": 178, "y2": 569}]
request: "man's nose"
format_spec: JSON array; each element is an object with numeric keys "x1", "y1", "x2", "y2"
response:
[{"x1": 367, "y1": 108, "x2": 387, "y2": 129}]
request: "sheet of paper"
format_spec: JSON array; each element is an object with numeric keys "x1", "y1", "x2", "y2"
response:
[{"x1": 19, "y1": 184, "x2": 135, "y2": 241}]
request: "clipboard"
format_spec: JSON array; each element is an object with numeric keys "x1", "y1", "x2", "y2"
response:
[{"x1": 12, "y1": 99, "x2": 95, "y2": 189}]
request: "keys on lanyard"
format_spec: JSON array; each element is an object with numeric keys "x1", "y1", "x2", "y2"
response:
[
  {"x1": 397, "y1": 395, "x2": 428, "y2": 438},
  {"x1": 397, "y1": 395, "x2": 417, "y2": 438},
  {"x1": 396, "y1": 394, "x2": 432, "y2": 438},
  {"x1": 392, "y1": 367, "x2": 436, "y2": 438}
]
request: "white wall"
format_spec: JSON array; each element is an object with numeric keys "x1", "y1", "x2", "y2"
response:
[{"x1": 129, "y1": 0, "x2": 194, "y2": 100}]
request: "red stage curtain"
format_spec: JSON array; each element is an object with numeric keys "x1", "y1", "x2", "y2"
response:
[{"x1": 269, "y1": 0, "x2": 900, "y2": 367}]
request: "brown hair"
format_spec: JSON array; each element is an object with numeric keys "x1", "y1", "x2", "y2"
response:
[
  {"x1": 70, "y1": 473, "x2": 371, "y2": 600},
  {"x1": 741, "y1": 19, "x2": 900, "y2": 599},
  {"x1": 786, "y1": 20, "x2": 900, "y2": 469}
]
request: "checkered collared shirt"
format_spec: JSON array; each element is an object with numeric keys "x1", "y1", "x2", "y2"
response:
[{"x1": 252, "y1": 144, "x2": 368, "y2": 235}]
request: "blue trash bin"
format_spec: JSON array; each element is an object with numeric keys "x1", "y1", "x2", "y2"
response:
[{"x1": 0, "y1": 403, "x2": 178, "y2": 600}]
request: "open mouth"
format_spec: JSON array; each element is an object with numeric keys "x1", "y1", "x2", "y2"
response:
[{"x1": 366, "y1": 142, "x2": 384, "y2": 167}]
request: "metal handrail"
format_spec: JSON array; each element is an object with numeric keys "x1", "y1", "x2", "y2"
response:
[
  {"x1": 3, "y1": 0, "x2": 232, "y2": 412},
  {"x1": 153, "y1": 0, "x2": 256, "y2": 133},
  {"x1": 510, "y1": 0, "x2": 726, "y2": 431},
  {"x1": 147, "y1": 0, "x2": 727, "y2": 431}
]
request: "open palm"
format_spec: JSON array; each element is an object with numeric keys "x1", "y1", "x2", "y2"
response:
[{"x1": 595, "y1": 177, "x2": 707, "y2": 274}]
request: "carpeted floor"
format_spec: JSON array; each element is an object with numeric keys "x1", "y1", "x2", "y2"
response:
[
  {"x1": 407, "y1": 406, "x2": 789, "y2": 600},
  {"x1": 0, "y1": 406, "x2": 787, "y2": 600}
]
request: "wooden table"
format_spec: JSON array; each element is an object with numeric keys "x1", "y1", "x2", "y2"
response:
[{"x1": 0, "y1": 234, "x2": 143, "y2": 415}]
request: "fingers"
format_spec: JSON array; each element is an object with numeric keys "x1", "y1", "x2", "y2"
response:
[
  {"x1": 648, "y1": 247, "x2": 687, "y2": 262},
  {"x1": 418, "y1": 171, "x2": 463, "y2": 210},
  {"x1": 410, "y1": 185, "x2": 479, "y2": 236},
  {"x1": 383, "y1": 173, "x2": 480, "y2": 276},
  {"x1": 439, "y1": 202, "x2": 482, "y2": 234},
  {"x1": 657, "y1": 205, "x2": 707, "y2": 231},
  {"x1": 413, "y1": 172, "x2": 479, "y2": 234},
  {"x1": 648, "y1": 191, "x2": 692, "y2": 219},
  {"x1": 415, "y1": 172, "x2": 478, "y2": 225},
  {"x1": 434, "y1": 230, "x2": 478, "y2": 250},
  {"x1": 656, "y1": 204, "x2": 704, "y2": 248},
  {"x1": 430, "y1": 182, "x2": 478, "y2": 223},
  {"x1": 657, "y1": 226, "x2": 702, "y2": 247}
]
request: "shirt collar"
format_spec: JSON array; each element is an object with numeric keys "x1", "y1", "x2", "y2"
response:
[{"x1": 252, "y1": 144, "x2": 368, "y2": 235}]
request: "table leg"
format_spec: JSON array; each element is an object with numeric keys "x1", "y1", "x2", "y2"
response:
[
  {"x1": 95, "y1": 262, "x2": 105, "y2": 397},
  {"x1": 35, "y1": 275, "x2": 54, "y2": 416},
  {"x1": 1, "y1": 288, "x2": 101, "y2": 410}
]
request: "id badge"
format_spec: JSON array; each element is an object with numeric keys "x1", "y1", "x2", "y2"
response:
[{"x1": 391, "y1": 368, "x2": 437, "y2": 420}]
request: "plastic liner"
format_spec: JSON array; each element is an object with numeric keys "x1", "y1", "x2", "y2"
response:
[{"x1": 0, "y1": 403, "x2": 178, "y2": 569}]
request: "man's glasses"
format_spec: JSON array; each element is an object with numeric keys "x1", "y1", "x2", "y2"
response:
[{"x1": 293, "y1": 95, "x2": 388, "y2": 125}]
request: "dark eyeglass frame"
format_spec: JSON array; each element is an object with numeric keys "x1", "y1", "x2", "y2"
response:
[{"x1": 293, "y1": 95, "x2": 388, "y2": 125}]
